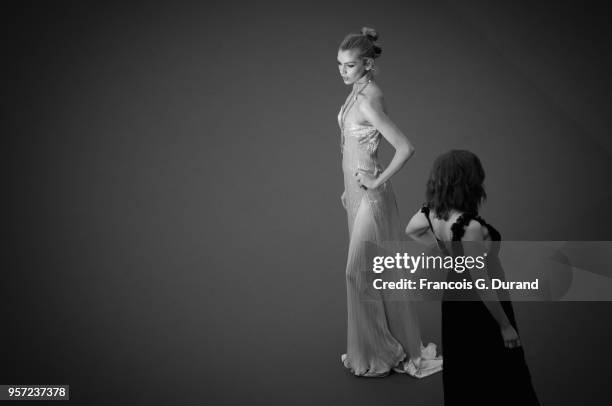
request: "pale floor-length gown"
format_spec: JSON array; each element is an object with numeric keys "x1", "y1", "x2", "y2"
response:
[{"x1": 338, "y1": 103, "x2": 442, "y2": 378}]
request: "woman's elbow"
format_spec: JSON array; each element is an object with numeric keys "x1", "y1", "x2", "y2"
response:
[
  {"x1": 399, "y1": 144, "x2": 415, "y2": 162},
  {"x1": 405, "y1": 228, "x2": 422, "y2": 242},
  {"x1": 405, "y1": 222, "x2": 419, "y2": 236},
  {"x1": 405, "y1": 228, "x2": 416, "y2": 239},
  {"x1": 407, "y1": 144, "x2": 415, "y2": 159}
]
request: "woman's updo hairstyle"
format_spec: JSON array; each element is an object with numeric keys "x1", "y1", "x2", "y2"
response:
[{"x1": 339, "y1": 26, "x2": 383, "y2": 60}]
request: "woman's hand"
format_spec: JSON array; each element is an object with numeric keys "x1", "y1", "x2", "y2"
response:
[
  {"x1": 341, "y1": 190, "x2": 347, "y2": 209},
  {"x1": 500, "y1": 324, "x2": 521, "y2": 349},
  {"x1": 354, "y1": 169, "x2": 379, "y2": 190}
]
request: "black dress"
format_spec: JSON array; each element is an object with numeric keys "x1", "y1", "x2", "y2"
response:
[{"x1": 421, "y1": 205, "x2": 540, "y2": 406}]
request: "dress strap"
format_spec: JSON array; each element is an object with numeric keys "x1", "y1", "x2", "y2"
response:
[
  {"x1": 420, "y1": 204, "x2": 445, "y2": 253},
  {"x1": 420, "y1": 204, "x2": 436, "y2": 235},
  {"x1": 474, "y1": 215, "x2": 502, "y2": 241},
  {"x1": 450, "y1": 213, "x2": 473, "y2": 241},
  {"x1": 450, "y1": 213, "x2": 502, "y2": 241}
]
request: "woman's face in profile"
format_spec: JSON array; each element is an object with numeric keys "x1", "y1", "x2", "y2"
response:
[{"x1": 337, "y1": 49, "x2": 367, "y2": 85}]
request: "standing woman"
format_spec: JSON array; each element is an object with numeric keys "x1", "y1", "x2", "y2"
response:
[
  {"x1": 405, "y1": 150, "x2": 540, "y2": 404},
  {"x1": 337, "y1": 27, "x2": 442, "y2": 378}
]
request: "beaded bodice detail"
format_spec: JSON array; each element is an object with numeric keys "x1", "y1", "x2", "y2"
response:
[{"x1": 337, "y1": 107, "x2": 381, "y2": 155}]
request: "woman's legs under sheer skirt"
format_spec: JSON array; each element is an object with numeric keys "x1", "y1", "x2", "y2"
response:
[{"x1": 342, "y1": 190, "x2": 442, "y2": 377}]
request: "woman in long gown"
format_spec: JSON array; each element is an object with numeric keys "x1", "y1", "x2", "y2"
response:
[
  {"x1": 337, "y1": 27, "x2": 442, "y2": 378},
  {"x1": 406, "y1": 150, "x2": 540, "y2": 405}
]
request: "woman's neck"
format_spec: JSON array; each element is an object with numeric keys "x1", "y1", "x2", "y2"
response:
[{"x1": 352, "y1": 72, "x2": 372, "y2": 91}]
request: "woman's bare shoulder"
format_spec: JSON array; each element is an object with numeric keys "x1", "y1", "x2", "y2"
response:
[
  {"x1": 462, "y1": 220, "x2": 486, "y2": 241},
  {"x1": 461, "y1": 219, "x2": 493, "y2": 241},
  {"x1": 359, "y1": 85, "x2": 384, "y2": 113},
  {"x1": 364, "y1": 82, "x2": 383, "y2": 100},
  {"x1": 481, "y1": 223, "x2": 491, "y2": 240}
]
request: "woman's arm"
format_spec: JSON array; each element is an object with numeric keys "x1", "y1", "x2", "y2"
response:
[
  {"x1": 356, "y1": 97, "x2": 414, "y2": 189},
  {"x1": 406, "y1": 209, "x2": 436, "y2": 246},
  {"x1": 462, "y1": 222, "x2": 521, "y2": 348}
]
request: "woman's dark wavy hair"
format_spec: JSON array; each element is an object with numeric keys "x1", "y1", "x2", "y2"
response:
[{"x1": 426, "y1": 150, "x2": 487, "y2": 220}]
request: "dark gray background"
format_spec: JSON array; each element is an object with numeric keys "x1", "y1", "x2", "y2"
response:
[{"x1": 5, "y1": 0, "x2": 612, "y2": 404}]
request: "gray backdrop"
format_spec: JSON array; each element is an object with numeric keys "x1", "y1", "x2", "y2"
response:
[{"x1": 6, "y1": 0, "x2": 612, "y2": 404}]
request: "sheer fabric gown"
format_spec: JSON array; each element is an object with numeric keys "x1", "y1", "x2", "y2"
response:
[{"x1": 338, "y1": 105, "x2": 442, "y2": 377}]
